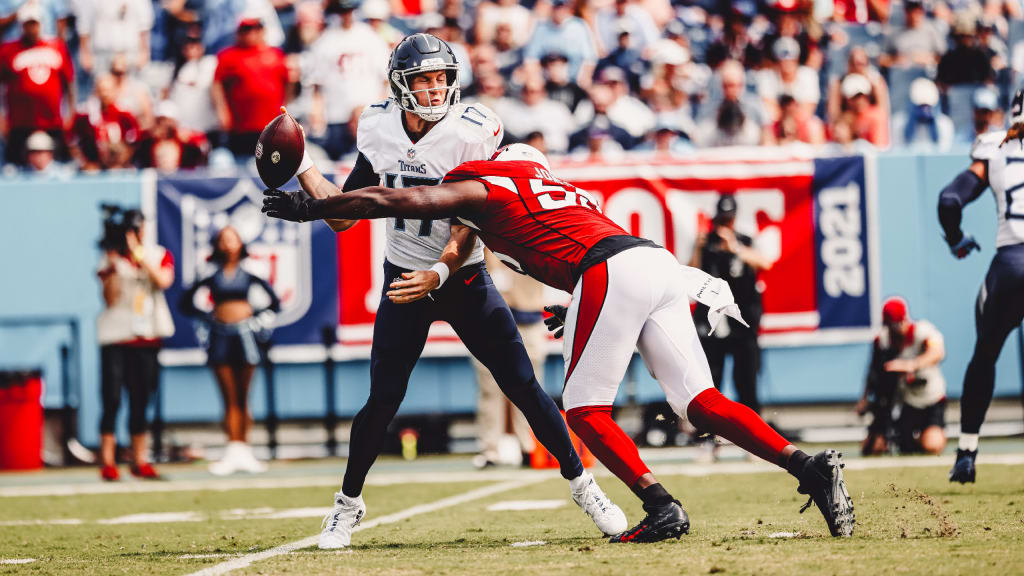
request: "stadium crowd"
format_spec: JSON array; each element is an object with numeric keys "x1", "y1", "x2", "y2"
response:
[{"x1": 0, "y1": 0, "x2": 1021, "y2": 174}]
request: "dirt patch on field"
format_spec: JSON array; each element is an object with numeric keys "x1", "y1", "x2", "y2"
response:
[{"x1": 888, "y1": 483, "x2": 960, "y2": 538}]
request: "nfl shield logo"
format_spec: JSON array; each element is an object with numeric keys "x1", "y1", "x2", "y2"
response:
[{"x1": 407, "y1": 148, "x2": 416, "y2": 160}]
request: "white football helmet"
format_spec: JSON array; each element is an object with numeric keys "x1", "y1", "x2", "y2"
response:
[{"x1": 491, "y1": 143, "x2": 551, "y2": 171}]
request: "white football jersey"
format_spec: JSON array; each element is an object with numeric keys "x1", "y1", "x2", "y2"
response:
[
  {"x1": 309, "y1": 22, "x2": 390, "y2": 124},
  {"x1": 357, "y1": 99, "x2": 504, "y2": 271},
  {"x1": 972, "y1": 131, "x2": 1024, "y2": 248}
]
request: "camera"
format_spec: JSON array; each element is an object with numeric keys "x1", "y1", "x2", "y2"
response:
[{"x1": 98, "y1": 204, "x2": 143, "y2": 253}]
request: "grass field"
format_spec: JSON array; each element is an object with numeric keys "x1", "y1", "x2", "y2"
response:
[{"x1": 2, "y1": 453, "x2": 1023, "y2": 575}]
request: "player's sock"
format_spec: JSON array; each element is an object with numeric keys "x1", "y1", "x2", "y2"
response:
[
  {"x1": 784, "y1": 449, "x2": 811, "y2": 481},
  {"x1": 567, "y1": 405, "x2": 651, "y2": 487},
  {"x1": 958, "y1": 433, "x2": 979, "y2": 451},
  {"x1": 633, "y1": 482, "x2": 674, "y2": 512},
  {"x1": 685, "y1": 388, "x2": 791, "y2": 467}
]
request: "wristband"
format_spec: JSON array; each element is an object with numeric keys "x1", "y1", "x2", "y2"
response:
[
  {"x1": 429, "y1": 262, "x2": 450, "y2": 288},
  {"x1": 297, "y1": 149, "x2": 314, "y2": 175}
]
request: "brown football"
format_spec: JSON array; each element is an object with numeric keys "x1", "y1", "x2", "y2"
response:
[{"x1": 255, "y1": 113, "x2": 304, "y2": 189}]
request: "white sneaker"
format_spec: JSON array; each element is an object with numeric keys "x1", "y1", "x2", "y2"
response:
[
  {"x1": 235, "y1": 443, "x2": 267, "y2": 474},
  {"x1": 570, "y1": 471, "x2": 628, "y2": 536},
  {"x1": 319, "y1": 492, "x2": 365, "y2": 549},
  {"x1": 208, "y1": 443, "x2": 244, "y2": 476}
]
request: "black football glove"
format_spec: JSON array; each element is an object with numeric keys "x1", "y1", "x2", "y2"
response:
[
  {"x1": 543, "y1": 305, "x2": 567, "y2": 339},
  {"x1": 262, "y1": 188, "x2": 317, "y2": 222},
  {"x1": 947, "y1": 233, "x2": 980, "y2": 259}
]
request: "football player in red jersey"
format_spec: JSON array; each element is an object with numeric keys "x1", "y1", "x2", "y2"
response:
[{"x1": 263, "y1": 144, "x2": 855, "y2": 541}]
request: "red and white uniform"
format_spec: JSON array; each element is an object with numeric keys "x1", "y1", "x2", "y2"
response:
[
  {"x1": 0, "y1": 38, "x2": 73, "y2": 130},
  {"x1": 443, "y1": 160, "x2": 716, "y2": 414}
]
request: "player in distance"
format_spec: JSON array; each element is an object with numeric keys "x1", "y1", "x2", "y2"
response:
[
  {"x1": 284, "y1": 33, "x2": 625, "y2": 549},
  {"x1": 263, "y1": 143, "x2": 856, "y2": 541},
  {"x1": 940, "y1": 88, "x2": 1024, "y2": 484}
]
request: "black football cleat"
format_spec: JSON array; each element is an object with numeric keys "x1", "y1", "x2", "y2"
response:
[
  {"x1": 797, "y1": 449, "x2": 855, "y2": 537},
  {"x1": 949, "y1": 449, "x2": 977, "y2": 484},
  {"x1": 609, "y1": 500, "x2": 689, "y2": 543}
]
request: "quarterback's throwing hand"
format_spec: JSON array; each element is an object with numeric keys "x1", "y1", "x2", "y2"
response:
[
  {"x1": 544, "y1": 305, "x2": 568, "y2": 339},
  {"x1": 263, "y1": 189, "x2": 315, "y2": 222}
]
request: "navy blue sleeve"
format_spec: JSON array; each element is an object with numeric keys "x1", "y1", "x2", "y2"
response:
[
  {"x1": 249, "y1": 273, "x2": 282, "y2": 314},
  {"x1": 938, "y1": 169, "x2": 987, "y2": 245},
  {"x1": 342, "y1": 152, "x2": 379, "y2": 192},
  {"x1": 179, "y1": 274, "x2": 214, "y2": 319}
]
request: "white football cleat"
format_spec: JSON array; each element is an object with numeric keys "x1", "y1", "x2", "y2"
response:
[
  {"x1": 234, "y1": 443, "x2": 267, "y2": 474},
  {"x1": 319, "y1": 492, "x2": 365, "y2": 549},
  {"x1": 570, "y1": 471, "x2": 628, "y2": 536},
  {"x1": 208, "y1": 442, "x2": 244, "y2": 476}
]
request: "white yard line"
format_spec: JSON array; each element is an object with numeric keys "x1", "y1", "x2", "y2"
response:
[
  {"x1": 0, "y1": 559, "x2": 36, "y2": 565},
  {"x1": 185, "y1": 478, "x2": 544, "y2": 576}
]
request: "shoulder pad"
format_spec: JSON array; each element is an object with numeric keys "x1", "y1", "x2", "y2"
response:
[
  {"x1": 448, "y1": 102, "x2": 503, "y2": 145},
  {"x1": 971, "y1": 131, "x2": 1005, "y2": 161},
  {"x1": 356, "y1": 100, "x2": 398, "y2": 171}
]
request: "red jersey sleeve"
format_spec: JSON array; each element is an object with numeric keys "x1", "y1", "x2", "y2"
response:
[
  {"x1": 58, "y1": 40, "x2": 74, "y2": 86},
  {"x1": 214, "y1": 49, "x2": 232, "y2": 83},
  {"x1": 442, "y1": 160, "x2": 491, "y2": 183},
  {"x1": 160, "y1": 249, "x2": 174, "y2": 270}
]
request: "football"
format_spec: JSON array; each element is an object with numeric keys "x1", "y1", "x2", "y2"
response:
[{"x1": 255, "y1": 112, "x2": 304, "y2": 189}]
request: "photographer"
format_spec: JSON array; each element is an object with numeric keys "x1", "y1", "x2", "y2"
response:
[
  {"x1": 857, "y1": 297, "x2": 947, "y2": 456},
  {"x1": 691, "y1": 195, "x2": 773, "y2": 417},
  {"x1": 180, "y1": 226, "x2": 280, "y2": 476},
  {"x1": 96, "y1": 208, "x2": 175, "y2": 481}
]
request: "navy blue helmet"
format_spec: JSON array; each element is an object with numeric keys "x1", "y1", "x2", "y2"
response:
[{"x1": 387, "y1": 33, "x2": 460, "y2": 122}]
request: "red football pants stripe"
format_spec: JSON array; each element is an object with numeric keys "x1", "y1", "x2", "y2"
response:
[
  {"x1": 567, "y1": 405, "x2": 651, "y2": 487},
  {"x1": 686, "y1": 388, "x2": 791, "y2": 467},
  {"x1": 565, "y1": 261, "x2": 609, "y2": 384}
]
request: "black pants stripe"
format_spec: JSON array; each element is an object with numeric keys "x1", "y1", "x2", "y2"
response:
[{"x1": 341, "y1": 261, "x2": 583, "y2": 496}]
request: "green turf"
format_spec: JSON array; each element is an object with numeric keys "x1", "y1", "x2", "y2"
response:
[{"x1": 2, "y1": 464, "x2": 1023, "y2": 575}]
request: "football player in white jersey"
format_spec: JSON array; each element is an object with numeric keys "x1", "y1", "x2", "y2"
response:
[
  {"x1": 280, "y1": 33, "x2": 625, "y2": 548},
  {"x1": 939, "y1": 88, "x2": 1024, "y2": 484}
]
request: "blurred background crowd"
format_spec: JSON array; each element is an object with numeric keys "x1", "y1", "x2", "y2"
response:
[{"x1": 1, "y1": 0, "x2": 1022, "y2": 175}]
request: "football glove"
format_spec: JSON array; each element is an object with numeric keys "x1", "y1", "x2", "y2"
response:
[
  {"x1": 262, "y1": 189, "x2": 316, "y2": 222},
  {"x1": 948, "y1": 233, "x2": 980, "y2": 259},
  {"x1": 543, "y1": 305, "x2": 567, "y2": 339}
]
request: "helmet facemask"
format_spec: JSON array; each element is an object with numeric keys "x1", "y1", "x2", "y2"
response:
[{"x1": 391, "y1": 61, "x2": 461, "y2": 122}]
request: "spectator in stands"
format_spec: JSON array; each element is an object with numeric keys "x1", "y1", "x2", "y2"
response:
[
  {"x1": 0, "y1": 0, "x2": 68, "y2": 42},
  {"x1": 705, "y1": 2, "x2": 764, "y2": 69},
  {"x1": 826, "y1": 46, "x2": 890, "y2": 126},
  {"x1": 958, "y1": 86, "x2": 1004, "y2": 144},
  {"x1": 0, "y1": 3, "x2": 73, "y2": 167},
  {"x1": 891, "y1": 77, "x2": 954, "y2": 151},
  {"x1": 475, "y1": 0, "x2": 532, "y2": 48},
  {"x1": 75, "y1": 0, "x2": 153, "y2": 75},
  {"x1": 699, "y1": 59, "x2": 768, "y2": 146},
  {"x1": 185, "y1": 0, "x2": 285, "y2": 53},
  {"x1": 857, "y1": 297, "x2": 947, "y2": 456},
  {"x1": 879, "y1": 0, "x2": 944, "y2": 69},
  {"x1": 522, "y1": 0, "x2": 597, "y2": 83},
  {"x1": 110, "y1": 54, "x2": 154, "y2": 130},
  {"x1": 212, "y1": 15, "x2": 291, "y2": 160},
  {"x1": 426, "y1": 15, "x2": 473, "y2": 89},
  {"x1": 761, "y1": 3, "x2": 823, "y2": 71},
  {"x1": 283, "y1": 0, "x2": 325, "y2": 54},
  {"x1": 937, "y1": 15, "x2": 995, "y2": 87},
  {"x1": 466, "y1": 71, "x2": 519, "y2": 126},
  {"x1": 978, "y1": 15, "x2": 1008, "y2": 73},
  {"x1": 542, "y1": 51, "x2": 588, "y2": 113},
  {"x1": 308, "y1": 0, "x2": 389, "y2": 161},
  {"x1": 595, "y1": 21, "x2": 646, "y2": 93},
  {"x1": 503, "y1": 74, "x2": 576, "y2": 153},
  {"x1": 23, "y1": 130, "x2": 64, "y2": 174},
  {"x1": 361, "y1": 0, "x2": 402, "y2": 48},
  {"x1": 471, "y1": 250, "x2": 541, "y2": 469},
  {"x1": 96, "y1": 210, "x2": 175, "y2": 481},
  {"x1": 569, "y1": 83, "x2": 633, "y2": 152},
  {"x1": 594, "y1": 0, "x2": 659, "y2": 54},
  {"x1": 773, "y1": 94, "x2": 825, "y2": 147},
  {"x1": 492, "y1": 22, "x2": 524, "y2": 79},
  {"x1": 69, "y1": 74, "x2": 140, "y2": 171},
  {"x1": 636, "y1": 116, "x2": 694, "y2": 156},
  {"x1": 757, "y1": 37, "x2": 819, "y2": 123},
  {"x1": 833, "y1": 0, "x2": 890, "y2": 24},
  {"x1": 135, "y1": 101, "x2": 209, "y2": 172},
  {"x1": 166, "y1": 31, "x2": 219, "y2": 141},
  {"x1": 584, "y1": 65, "x2": 654, "y2": 141},
  {"x1": 836, "y1": 73, "x2": 889, "y2": 147},
  {"x1": 180, "y1": 225, "x2": 280, "y2": 476}
]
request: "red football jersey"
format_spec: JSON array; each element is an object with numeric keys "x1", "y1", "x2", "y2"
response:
[
  {"x1": 443, "y1": 160, "x2": 650, "y2": 292},
  {"x1": 214, "y1": 44, "x2": 288, "y2": 133}
]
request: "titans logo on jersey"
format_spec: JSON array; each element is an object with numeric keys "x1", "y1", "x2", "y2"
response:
[
  {"x1": 356, "y1": 99, "x2": 504, "y2": 270},
  {"x1": 971, "y1": 131, "x2": 1024, "y2": 248}
]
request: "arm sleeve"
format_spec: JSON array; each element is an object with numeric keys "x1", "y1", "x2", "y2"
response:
[
  {"x1": 250, "y1": 274, "x2": 281, "y2": 314},
  {"x1": 341, "y1": 152, "x2": 379, "y2": 192},
  {"x1": 938, "y1": 168, "x2": 986, "y2": 245}
]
